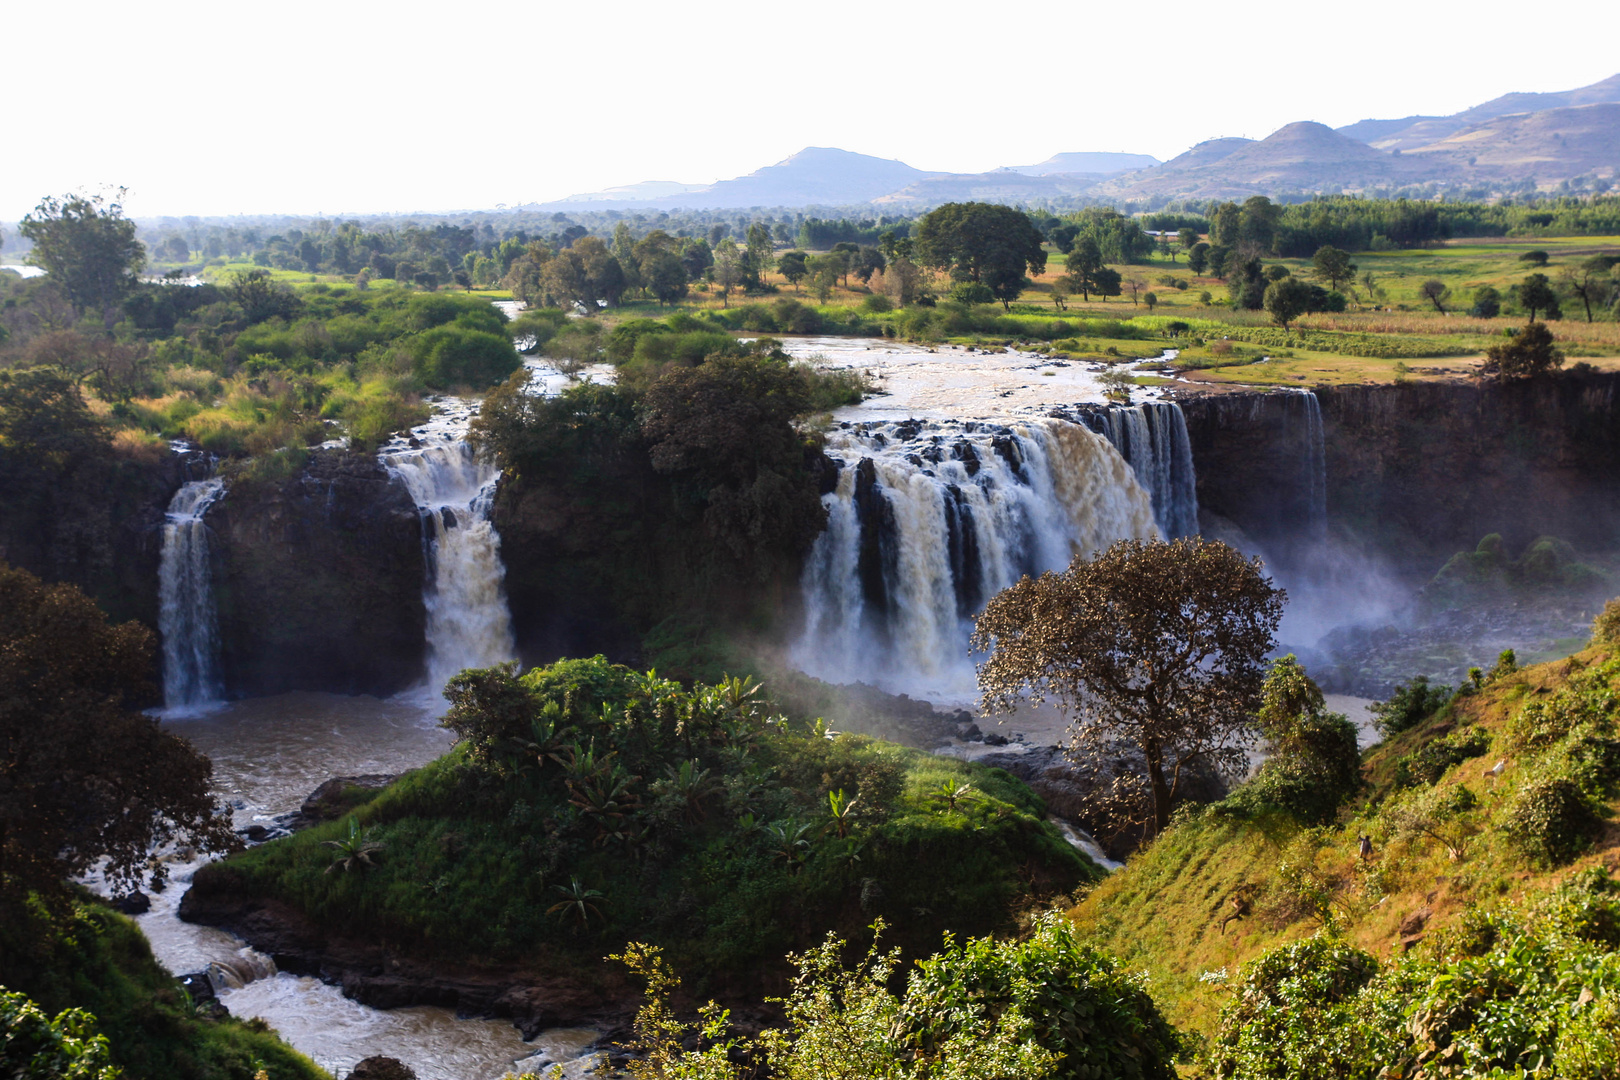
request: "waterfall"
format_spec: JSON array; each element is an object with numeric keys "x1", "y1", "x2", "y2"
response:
[
  {"x1": 793, "y1": 417, "x2": 1158, "y2": 698},
  {"x1": 382, "y1": 404, "x2": 516, "y2": 694},
  {"x1": 1298, "y1": 390, "x2": 1328, "y2": 540},
  {"x1": 1057, "y1": 401, "x2": 1199, "y2": 538},
  {"x1": 159, "y1": 477, "x2": 227, "y2": 712}
]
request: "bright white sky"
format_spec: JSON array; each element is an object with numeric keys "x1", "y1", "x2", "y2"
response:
[{"x1": 5, "y1": 0, "x2": 1616, "y2": 221}]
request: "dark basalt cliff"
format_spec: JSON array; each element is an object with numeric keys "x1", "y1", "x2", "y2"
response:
[
  {"x1": 208, "y1": 450, "x2": 426, "y2": 697},
  {"x1": 0, "y1": 450, "x2": 190, "y2": 630},
  {"x1": 1180, "y1": 373, "x2": 1620, "y2": 573}
]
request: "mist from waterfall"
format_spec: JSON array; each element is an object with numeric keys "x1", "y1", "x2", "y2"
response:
[
  {"x1": 158, "y1": 477, "x2": 227, "y2": 712},
  {"x1": 793, "y1": 417, "x2": 1158, "y2": 699},
  {"x1": 382, "y1": 402, "x2": 516, "y2": 695},
  {"x1": 1059, "y1": 401, "x2": 1199, "y2": 539}
]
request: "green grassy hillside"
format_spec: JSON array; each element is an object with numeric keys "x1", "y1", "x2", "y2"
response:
[
  {"x1": 0, "y1": 892, "x2": 326, "y2": 1080},
  {"x1": 1070, "y1": 625, "x2": 1620, "y2": 1076}
]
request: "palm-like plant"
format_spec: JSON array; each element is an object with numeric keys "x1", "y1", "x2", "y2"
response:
[
  {"x1": 664, "y1": 759, "x2": 723, "y2": 824},
  {"x1": 763, "y1": 820, "x2": 815, "y2": 871},
  {"x1": 929, "y1": 781, "x2": 978, "y2": 814},
  {"x1": 825, "y1": 789, "x2": 860, "y2": 839},
  {"x1": 547, "y1": 876, "x2": 605, "y2": 928},
  {"x1": 322, "y1": 818, "x2": 384, "y2": 874}
]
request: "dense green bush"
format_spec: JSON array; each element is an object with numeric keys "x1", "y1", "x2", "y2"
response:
[
  {"x1": 901, "y1": 914, "x2": 1183, "y2": 1079},
  {"x1": 0, "y1": 987, "x2": 118, "y2": 1080},
  {"x1": 1212, "y1": 936, "x2": 1380, "y2": 1080},
  {"x1": 1594, "y1": 598, "x2": 1620, "y2": 646},
  {"x1": 1500, "y1": 775, "x2": 1605, "y2": 865},
  {"x1": 198, "y1": 659, "x2": 1091, "y2": 972},
  {"x1": 1371, "y1": 674, "x2": 1453, "y2": 738},
  {"x1": 1393, "y1": 726, "x2": 1491, "y2": 787},
  {"x1": 1222, "y1": 656, "x2": 1362, "y2": 824}
]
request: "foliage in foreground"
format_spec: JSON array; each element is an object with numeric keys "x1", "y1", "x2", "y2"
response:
[
  {"x1": 1212, "y1": 869, "x2": 1620, "y2": 1079},
  {"x1": 0, "y1": 892, "x2": 325, "y2": 1080},
  {"x1": 0, "y1": 986, "x2": 119, "y2": 1080},
  {"x1": 0, "y1": 561, "x2": 235, "y2": 901},
  {"x1": 195, "y1": 658, "x2": 1091, "y2": 972},
  {"x1": 613, "y1": 913, "x2": 1180, "y2": 1080}
]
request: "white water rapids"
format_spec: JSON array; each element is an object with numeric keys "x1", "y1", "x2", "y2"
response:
[{"x1": 129, "y1": 694, "x2": 601, "y2": 1079}]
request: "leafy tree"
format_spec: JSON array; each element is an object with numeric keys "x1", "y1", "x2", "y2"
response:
[
  {"x1": 807, "y1": 255, "x2": 841, "y2": 304},
  {"x1": 1562, "y1": 257, "x2": 1616, "y2": 322},
  {"x1": 1263, "y1": 278, "x2": 1312, "y2": 328},
  {"x1": 1186, "y1": 241, "x2": 1210, "y2": 275},
  {"x1": 973, "y1": 537, "x2": 1283, "y2": 837},
  {"x1": 1091, "y1": 266, "x2": 1122, "y2": 302},
  {"x1": 1210, "y1": 202, "x2": 1241, "y2": 248},
  {"x1": 851, "y1": 245, "x2": 886, "y2": 285},
  {"x1": 1484, "y1": 321, "x2": 1564, "y2": 378},
  {"x1": 19, "y1": 190, "x2": 146, "y2": 327},
  {"x1": 1418, "y1": 278, "x2": 1451, "y2": 313},
  {"x1": 712, "y1": 239, "x2": 741, "y2": 307},
  {"x1": 1065, "y1": 238, "x2": 1102, "y2": 300},
  {"x1": 639, "y1": 357, "x2": 827, "y2": 574},
  {"x1": 1207, "y1": 244, "x2": 1232, "y2": 279},
  {"x1": 1227, "y1": 656, "x2": 1361, "y2": 824},
  {"x1": 1514, "y1": 273, "x2": 1560, "y2": 322},
  {"x1": 1519, "y1": 249, "x2": 1550, "y2": 266},
  {"x1": 778, "y1": 250, "x2": 809, "y2": 291},
  {"x1": 678, "y1": 238, "x2": 714, "y2": 283},
  {"x1": 743, "y1": 223, "x2": 774, "y2": 290},
  {"x1": 1310, "y1": 245, "x2": 1357, "y2": 292},
  {"x1": 1178, "y1": 227, "x2": 1201, "y2": 255},
  {"x1": 1370, "y1": 675, "x2": 1452, "y2": 738},
  {"x1": 641, "y1": 250, "x2": 689, "y2": 307},
  {"x1": 0, "y1": 563, "x2": 236, "y2": 899},
  {"x1": 1470, "y1": 284, "x2": 1502, "y2": 319},
  {"x1": 1143, "y1": 291, "x2": 1158, "y2": 313},
  {"x1": 1238, "y1": 196, "x2": 1281, "y2": 255},
  {"x1": 914, "y1": 202, "x2": 1046, "y2": 309}
]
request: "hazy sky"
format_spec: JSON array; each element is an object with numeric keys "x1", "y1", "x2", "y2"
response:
[{"x1": 5, "y1": 0, "x2": 1616, "y2": 220}]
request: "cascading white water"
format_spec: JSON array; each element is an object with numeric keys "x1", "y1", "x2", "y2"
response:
[
  {"x1": 382, "y1": 401, "x2": 516, "y2": 694},
  {"x1": 1296, "y1": 389, "x2": 1328, "y2": 540},
  {"x1": 159, "y1": 477, "x2": 227, "y2": 712},
  {"x1": 793, "y1": 417, "x2": 1159, "y2": 698},
  {"x1": 1059, "y1": 402, "x2": 1199, "y2": 538}
]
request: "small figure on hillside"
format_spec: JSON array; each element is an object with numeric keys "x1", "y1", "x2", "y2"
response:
[
  {"x1": 1221, "y1": 886, "x2": 1256, "y2": 935},
  {"x1": 1485, "y1": 759, "x2": 1507, "y2": 784},
  {"x1": 1359, "y1": 834, "x2": 1374, "y2": 862}
]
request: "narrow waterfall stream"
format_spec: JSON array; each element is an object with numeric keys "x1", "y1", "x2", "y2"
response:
[
  {"x1": 159, "y1": 477, "x2": 227, "y2": 712},
  {"x1": 381, "y1": 398, "x2": 517, "y2": 693},
  {"x1": 793, "y1": 417, "x2": 1158, "y2": 698}
]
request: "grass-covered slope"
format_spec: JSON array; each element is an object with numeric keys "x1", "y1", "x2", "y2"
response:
[
  {"x1": 193, "y1": 659, "x2": 1093, "y2": 979},
  {"x1": 1070, "y1": 635, "x2": 1620, "y2": 1055},
  {"x1": 0, "y1": 892, "x2": 326, "y2": 1080}
]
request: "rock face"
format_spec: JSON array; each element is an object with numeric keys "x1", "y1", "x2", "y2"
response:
[
  {"x1": 177, "y1": 868, "x2": 627, "y2": 1038},
  {"x1": 208, "y1": 450, "x2": 426, "y2": 697},
  {"x1": 0, "y1": 447, "x2": 190, "y2": 631},
  {"x1": 1180, "y1": 373, "x2": 1620, "y2": 573}
]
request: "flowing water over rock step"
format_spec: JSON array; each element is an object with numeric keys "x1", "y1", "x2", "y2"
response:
[
  {"x1": 794, "y1": 416, "x2": 1158, "y2": 698},
  {"x1": 159, "y1": 477, "x2": 227, "y2": 712}
]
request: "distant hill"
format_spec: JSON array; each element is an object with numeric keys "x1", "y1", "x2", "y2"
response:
[
  {"x1": 1109, "y1": 123, "x2": 1427, "y2": 199},
  {"x1": 537, "y1": 147, "x2": 939, "y2": 211},
  {"x1": 1405, "y1": 102, "x2": 1620, "y2": 182},
  {"x1": 552, "y1": 180, "x2": 709, "y2": 204},
  {"x1": 874, "y1": 170, "x2": 1108, "y2": 206},
  {"x1": 998, "y1": 152, "x2": 1160, "y2": 176},
  {"x1": 527, "y1": 72, "x2": 1620, "y2": 213},
  {"x1": 1340, "y1": 73, "x2": 1620, "y2": 151}
]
